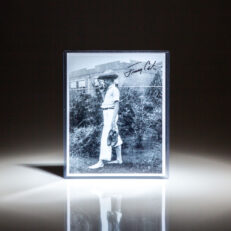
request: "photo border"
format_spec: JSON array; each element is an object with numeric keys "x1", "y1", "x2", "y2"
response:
[{"x1": 63, "y1": 50, "x2": 170, "y2": 178}]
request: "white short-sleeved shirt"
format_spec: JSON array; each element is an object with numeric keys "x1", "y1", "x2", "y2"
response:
[{"x1": 101, "y1": 83, "x2": 120, "y2": 109}]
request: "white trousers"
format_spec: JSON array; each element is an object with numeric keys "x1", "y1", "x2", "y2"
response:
[{"x1": 99, "y1": 109, "x2": 123, "y2": 161}]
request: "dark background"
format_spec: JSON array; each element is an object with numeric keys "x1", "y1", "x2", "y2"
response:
[{"x1": 1, "y1": 0, "x2": 231, "y2": 157}]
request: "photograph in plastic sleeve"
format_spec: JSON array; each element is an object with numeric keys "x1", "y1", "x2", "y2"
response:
[{"x1": 64, "y1": 51, "x2": 169, "y2": 178}]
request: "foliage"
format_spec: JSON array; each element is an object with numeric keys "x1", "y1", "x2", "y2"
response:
[
  {"x1": 69, "y1": 89, "x2": 103, "y2": 157},
  {"x1": 69, "y1": 90, "x2": 102, "y2": 132},
  {"x1": 70, "y1": 125, "x2": 101, "y2": 158},
  {"x1": 119, "y1": 72, "x2": 162, "y2": 148},
  {"x1": 145, "y1": 71, "x2": 162, "y2": 108}
]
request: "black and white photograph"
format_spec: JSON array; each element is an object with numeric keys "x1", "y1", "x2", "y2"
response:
[{"x1": 64, "y1": 51, "x2": 169, "y2": 177}]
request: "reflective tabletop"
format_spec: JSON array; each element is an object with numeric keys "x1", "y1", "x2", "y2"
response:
[{"x1": 0, "y1": 151, "x2": 231, "y2": 231}]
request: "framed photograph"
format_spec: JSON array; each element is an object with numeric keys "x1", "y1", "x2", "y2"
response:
[{"x1": 63, "y1": 51, "x2": 169, "y2": 178}]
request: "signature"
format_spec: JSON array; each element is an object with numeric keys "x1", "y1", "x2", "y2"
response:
[{"x1": 124, "y1": 60, "x2": 157, "y2": 77}]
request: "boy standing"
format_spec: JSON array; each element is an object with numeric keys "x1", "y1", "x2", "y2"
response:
[{"x1": 89, "y1": 74, "x2": 123, "y2": 169}]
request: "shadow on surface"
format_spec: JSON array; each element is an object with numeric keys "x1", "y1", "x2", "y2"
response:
[{"x1": 21, "y1": 164, "x2": 64, "y2": 178}]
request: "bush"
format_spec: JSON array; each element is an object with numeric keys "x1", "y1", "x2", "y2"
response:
[
  {"x1": 69, "y1": 90, "x2": 102, "y2": 132},
  {"x1": 119, "y1": 72, "x2": 162, "y2": 149},
  {"x1": 70, "y1": 125, "x2": 102, "y2": 158},
  {"x1": 69, "y1": 89, "x2": 103, "y2": 158}
]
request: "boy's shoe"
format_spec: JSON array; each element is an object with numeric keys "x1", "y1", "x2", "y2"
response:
[{"x1": 89, "y1": 161, "x2": 104, "y2": 169}]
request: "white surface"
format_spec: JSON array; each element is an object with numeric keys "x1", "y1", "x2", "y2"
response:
[{"x1": 0, "y1": 151, "x2": 231, "y2": 230}]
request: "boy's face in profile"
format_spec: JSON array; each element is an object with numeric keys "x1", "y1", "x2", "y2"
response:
[
  {"x1": 98, "y1": 79, "x2": 105, "y2": 89},
  {"x1": 103, "y1": 79, "x2": 114, "y2": 89}
]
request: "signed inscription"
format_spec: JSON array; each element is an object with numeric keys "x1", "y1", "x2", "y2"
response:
[{"x1": 124, "y1": 60, "x2": 157, "y2": 77}]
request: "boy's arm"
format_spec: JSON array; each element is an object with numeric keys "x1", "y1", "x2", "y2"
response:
[{"x1": 111, "y1": 101, "x2": 119, "y2": 130}]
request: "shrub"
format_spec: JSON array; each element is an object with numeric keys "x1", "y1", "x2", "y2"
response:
[
  {"x1": 70, "y1": 125, "x2": 102, "y2": 158},
  {"x1": 69, "y1": 89, "x2": 103, "y2": 158},
  {"x1": 119, "y1": 72, "x2": 162, "y2": 149},
  {"x1": 69, "y1": 90, "x2": 102, "y2": 132}
]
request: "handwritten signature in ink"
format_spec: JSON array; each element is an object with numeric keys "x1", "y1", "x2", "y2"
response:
[{"x1": 124, "y1": 60, "x2": 157, "y2": 77}]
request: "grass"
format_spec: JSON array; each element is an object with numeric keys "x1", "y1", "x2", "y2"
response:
[{"x1": 69, "y1": 143, "x2": 162, "y2": 174}]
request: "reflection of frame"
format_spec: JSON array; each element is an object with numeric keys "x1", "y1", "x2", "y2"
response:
[
  {"x1": 66, "y1": 182, "x2": 166, "y2": 230},
  {"x1": 64, "y1": 51, "x2": 169, "y2": 178}
]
